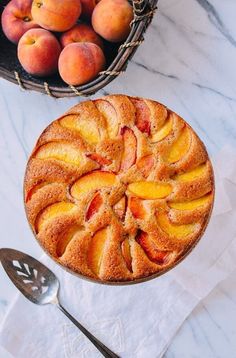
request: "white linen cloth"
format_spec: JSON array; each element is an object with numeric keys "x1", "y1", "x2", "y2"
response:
[{"x1": 1, "y1": 146, "x2": 236, "y2": 358}]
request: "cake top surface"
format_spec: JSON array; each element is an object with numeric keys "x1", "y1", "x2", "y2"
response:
[{"x1": 24, "y1": 95, "x2": 214, "y2": 284}]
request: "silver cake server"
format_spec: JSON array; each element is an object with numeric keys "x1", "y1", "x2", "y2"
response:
[{"x1": 0, "y1": 248, "x2": 119, "y2": 358}]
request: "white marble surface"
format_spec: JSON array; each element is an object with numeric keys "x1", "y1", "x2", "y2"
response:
[{"x1": 0, "y1": 0, "x2": 236, "y2": 356}]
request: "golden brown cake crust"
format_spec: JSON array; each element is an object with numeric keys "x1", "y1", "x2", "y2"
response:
[{"x1": 24, "y1": 95, "x2": 214, "y2": 283}]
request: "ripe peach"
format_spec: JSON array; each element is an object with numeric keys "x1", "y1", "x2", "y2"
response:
[
  {"x1": 80, "y1": 0, "x2": 99, "y2": 19},
  {"x1": 58, "y1": 42, "x2": 105, "y2": 86},
  {"x1": 31, "y1": 0, "x2": 82, "y2": 32},
  {"x1": 17, "y1": 28, "x2": 61, "y2": 76},
  {"x1": 92, "y1": 0, "x2": 133, "y2": 43},
  {"x1": 60, "y1": 23, "x2": 103, "y2": 49},
  {"x1": 1, "y1": 0, "x2": 40, "y2": 44}
]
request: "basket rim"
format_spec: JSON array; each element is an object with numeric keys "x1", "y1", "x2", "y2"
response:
[{"x1": 0, "y1": 0, "x2": 158, "y2": 97}]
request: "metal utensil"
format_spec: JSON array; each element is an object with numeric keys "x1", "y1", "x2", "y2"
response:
[{"x1": 0, "y1": 248, "x2": 119, "y2": 358}]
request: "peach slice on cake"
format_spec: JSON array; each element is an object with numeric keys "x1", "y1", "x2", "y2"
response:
[
  {"x1": 120, "y1": 127, "x2": 137, "y2": 171},
  {"x1": 95, "y1": 100, "x2": 118, "y2": 138},
  {"x1": 35, "y1": 202, "x2": 76, "y2": 232},
  {"x1": 87, "y1": 227, "x2": 109, "y2": 276},
  {"x1": 121, "y1": 238, "x2": 132, "y2": 271},
  {"x1": 174, "y1": 163, "x2": 208, "y2": 182},
  {"x1": 129, "y1": 197, "x2": 146, "y2": 219},
  {"x1": 131, "y1": 98, "x2": 150, "y2": 135},
  {"x1": 60, "y1": 114, "x2": 100, "y2": 145},
  {"x1": 56, "y1": 225, "x2": 81, "y2": 257},
  {"x1": 87, "y1": 153, "x2": 112, "y2": 166},
  {"x1": 151, "y1": 116, "x2": 172, "y2": 142},
  {"x1": 71, "y1": 171, "x2": 118, "y2": 199},
  {"x1": 86, "y1": 192, "x2": 103, "y2": 220},
  {"x1": 169, "y1": 193, "x2": 212, "y2": 211},
  {"x1": 113, "y1": 196, "x2": 127, "y2": 220},
  {"x1": 35, "y1": 142, "x2": 83, "y2": 167},
  {"x1": 25, "y1": 182, "x2": 49, "y2": 202},
  {"x1": 166, "y1": 127, "x2": 191, "y2": 163},
  {"x1": 137, "y1": 155, "x2": 154, "y2": 178},
  {"x1": 128, "y1": 181, "x2": 172, "y2": 200},
  {"x1": 136, "y1": 231, "x2": 172, "y2": 265},
  {"x1": 156, "y1": 212, "x2": 196, "y2": 238}
]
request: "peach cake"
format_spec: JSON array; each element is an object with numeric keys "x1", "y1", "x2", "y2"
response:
[{"x1": 24, "y1": 95, "x2": 214, "y2": 283}]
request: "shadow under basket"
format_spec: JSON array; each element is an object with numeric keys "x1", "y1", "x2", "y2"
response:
[{"x1": 0, "y1": 0, "x2": 158, "y2": 98}]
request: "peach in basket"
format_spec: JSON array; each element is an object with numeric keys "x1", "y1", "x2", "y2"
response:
[
  {"x1": 1, "y1": 0, "x2": 40, "y2": 44},
  {"x1": 31, "y1": 0, "x2": 82, "y2": 32},
  {"x1": 0, "y1": 0, "x2": 158, "y2": 97}
]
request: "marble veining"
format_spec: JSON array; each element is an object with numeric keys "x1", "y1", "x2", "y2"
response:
[{"x1": 0, "y1": 0, "x2": 236, "y2": 357}]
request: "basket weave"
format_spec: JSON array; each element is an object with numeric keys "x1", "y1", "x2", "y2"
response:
[{"x1": 0, "y1": 0, "x2": 158, "y2": 98}]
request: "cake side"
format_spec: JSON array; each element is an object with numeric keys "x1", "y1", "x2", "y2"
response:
[{"x1": 24, "y1": 95, "x2": 214, "y2": 283}]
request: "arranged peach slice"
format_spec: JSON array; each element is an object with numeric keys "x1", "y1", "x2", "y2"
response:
[
  {"x1": 71, "y1": 171, "x2": 118, "y2": 199},
  {"x1": 25, "y1": 182, "x2": 49, "y2": 202},
  {"x1": 87, "y1": 153, "x2": 112, "y2": 166},
  {"x1": 95, "y1": 100, "x2": 118, "y2": 138},
  {"x1": 166, "y1": 127, "x2": 191, "y2": 163},
  {"x1": 169, "y1": 193, "x2": 212, "y2": 211},
  {"x1": 128, "y1": 181, "x2": 172, "y2": 200},
  {"x1": 57, "y1": 225, "x2": 81, "y2": 257},
  {"x1": 60, "y1": 114, "x2": 100, "y2": 145},
  {"x1": 136, "y1": 231, "x2": 172, "y2": 265},
  {"x1": 174, "y1": 163, "x2": 207, "y2": 182},
  {"x1": 35, "y1": 142, "x2": 82, "y2": 166},
  {"x1": 151, "y1": 116, "x2": 172, "y2": 142},
  {"x1": 137, "y1": 155, "x2": 154, "y2": 178},
  {"x1": 129, "y1": 197, "x2": 146, "y2": 219},
  {"x1": 156, "y1": 212, "x2": 196, "y2": 238},
  {"x1": 87, "y1": 227, "x2": 108, "y2": 276},
  {"x1": 121, "y1": 238, "x2": 132, "y2": 271},
  {"x1": 86, "y1": 192, "x2": 103, "y2": 220},
  {"x1": 131, "y1": 98, "x2": 150, "y2": 135},
  {"x1": 113, "y1": 196, "x2": 127, "y2": 219},
  {"x1": 35, "y1": 202, "x2": 76, "y2": 232},
  {"x1": 120, "y1": 127, "x2": 137, "y2": 171}
]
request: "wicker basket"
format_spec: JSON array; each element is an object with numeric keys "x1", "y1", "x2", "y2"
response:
[{"x1": 0, "y1": 0, "x2": 158, "y2": 98}]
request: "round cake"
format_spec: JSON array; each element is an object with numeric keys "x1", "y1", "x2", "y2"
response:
[{"x1": 24, "y1": 95, "x2": 214, "y2": 283}]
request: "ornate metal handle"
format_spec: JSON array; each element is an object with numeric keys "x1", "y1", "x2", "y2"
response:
[{"x1": 57, "y1": 303, "x2": 120, "y2": 358}]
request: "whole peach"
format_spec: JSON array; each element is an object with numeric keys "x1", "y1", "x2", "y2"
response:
[
  {"x1": 18, "y1": 28, "x2": 61, "y2": 76},
  {"x1": 1, "y1": 0, "x2": 40, "y2": 44},
  {"x1": 60, "y1": 23, "x2": 103, "y2": 49},
  {"x1": 92, "y1": 0, "x2": 133, "y2": 43},
  {"x1": 31, "y1": 0, "x2": 82, "y2": 32},
  {"x1": 58, "y1": 42, "x2": 105, "y2": 85},
  {"x1": 80, "y1": 0, "x2": 99, "y2": 19}
]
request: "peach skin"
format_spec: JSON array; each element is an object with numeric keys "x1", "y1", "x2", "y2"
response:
[
  {"x1": 1, "y1": 0, "x2": 40, "y2": 44},
  {"x1": 17, "y1": 28, "x2": 61, "y2": 76},
  {"x1": 60, "y1": 23, "x2": 103, "y2": 49},
  {"x1": 80, "y1": 0, "x2": 100, "y2": 19},
  {"x1": 58, "y1": 42, "x2": 105, "y2": 85},
  {"x1": 31, "y1": 0, "x2": 82, "y2": 32},
  {"x1": 92, "y1": 0, "x2": 133, "y2": 42}
]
